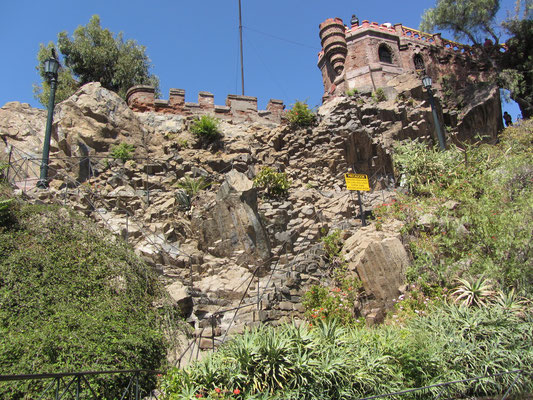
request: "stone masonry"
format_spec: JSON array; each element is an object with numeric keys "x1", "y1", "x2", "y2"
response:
[
  {"x1": 318, "y1": 17, "x2": 502, "y2": 101},
  {"x1": 126, "y1": 86, "x2": 285, "y2": 124}
]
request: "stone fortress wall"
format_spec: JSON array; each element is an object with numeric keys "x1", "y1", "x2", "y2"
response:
[
  {"x1": 318, "y1": 17, "x2": 502, "y2": 101},
  {"x1": 126, "y1": 85, "x2": 285, "y2": 123}
]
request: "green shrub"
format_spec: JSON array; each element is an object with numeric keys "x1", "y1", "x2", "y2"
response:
[
  {"x1": 160, "y1": 303, "x2": 532, "y2": 399},
  {"x1": 253, "y1": 167, "x2": 290, "y2": 198},
  {"x1": 378, "y1": 120, "x2": 533, "y2": 294},
  {"x1": 110, "y1": 142, "x2": 135, "y2": 163},
  {"x1": 190, "y1": 115, "x2": 221, "y2": 143},
  {"x1": 175, "y1": 176, "x2": 211, "y2": 210},
  {"x1": 372, "y1": 88, "x2": 387, "y2": 102},
  {"x1": 285, "y1": 101, "x2": 315, "y2": 128},
  {"x1": 0, "y1": 197, "x2": 169, "y2": 399},
  {"x1": 321, "y1": 229, "x2": 343, "y2": 260},
  {"x1": 177, "y1": 176, "x2": 211, "y2": 197},
  {"x1": 345, "y1": 88, "x2": 359, "y2": 97}
]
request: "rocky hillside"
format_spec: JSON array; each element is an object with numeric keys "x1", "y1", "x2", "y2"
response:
[{"x1": 0, "y1": 73, "x2": 504, "y2": 362}]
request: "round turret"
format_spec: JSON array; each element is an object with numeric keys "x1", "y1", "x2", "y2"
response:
[{"x1": 319, "y1": 18, "x2": 347, "y2": 75}]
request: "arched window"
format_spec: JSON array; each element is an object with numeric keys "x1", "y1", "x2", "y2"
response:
[
  {"x1": 378, "y1": 44, "x2": 393, "y2": 64},
  {"x1": 414, "y1": 54, "x2": 425, "y2": 71}
]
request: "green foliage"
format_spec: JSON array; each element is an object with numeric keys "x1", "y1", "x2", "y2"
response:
[
  {"x1": 500, "y1": 17, "x2": 533, "y2": 118},
  {"x1": 190, "y1": 115, "x2": 221, "y2": 144},
  {"x1": 0, "y1": 196, "x2": 168, "y2": 399},
  {"x1": 388, "y1": 283, "x2": 445, "y2": 324},
  {"x1": 110, "y1": 142, "x2": 135, "y2": 163},
  {"x1": 420, "y1": 0, "x2": 501, "y2": 45},
  {"x1": 378, "y1": 120, "x2": 533, "y2": 295},
  {"x1": 345, "y1": 88, "x2": 359, "y2": 97},
  {"x1": 320, "y1": 229, "x2": 343, "y2": 260},
  {"x1": 372, "y1": 88, "x2": 387, "y2": 102},
  {"x1": 0, "y1": 198, "x2": 15, "y2": 228},
  {"x1": 161, "y1": 303, "x2": 532, "y2": 399},
  {"x1": 253, "y1": 167, "x2": 290, "y2": 198},
  {"x1": 177, "y1": 176, "x2": 211, "y2": 197},
  {"x1": 34, "y1": 15, "x2": 159, "y2": 106},
  {"x1": 33, "y1": 43, "x2": 80, "y2": 106},
  {"x1": 285, "y1": 101, "x2": 316, "y2": 128},
  {"x1": 302, "y1": 230, "x2": 363, "y2": 326},
  {"x1": 175, "y1": 177, "x2": 211, "y2": 211},
  {"x1": 451, "y1": 276, "x2": 496, "y2": 307},
  {"x1": 420, "y1": 0, "x2": 532, "y2": 118},
  {"x1": 303, "y1": 283, "x2": 362, "y2": 326}
]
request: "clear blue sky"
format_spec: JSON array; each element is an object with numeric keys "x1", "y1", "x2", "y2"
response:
[{"x1": 0, "y1": 0, "x2": 520, "y2": 118}]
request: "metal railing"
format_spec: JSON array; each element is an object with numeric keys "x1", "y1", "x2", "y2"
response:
[{"x1": 0, "y1": 369, "x2": 161, "y2": 400}]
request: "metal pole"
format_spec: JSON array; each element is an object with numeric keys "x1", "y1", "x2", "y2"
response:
[
  {"x1": 76, "y1": 375, "x2": 81, "y2": 400},
  {"x1": 211, "y1": 315, "x2": 216, "y2": 352},
  {"x1": 427, "y1": 88, "x2": 446, "y2": 151},
  {"x1": 357, "y1": 191, "x2": 367, "y2": 226},
  {"x1": 5, "y1": 146, "x2": 12, "y2": 183},
  {"x1": 238, "y1": 0, "x2": 245, "y2": 95},
  {"x1": 37, "y1": 77, "x2": 58, "y2": 188},
  {"x1": 135, "y1": 372, "x2": 140, "y2": 400}
]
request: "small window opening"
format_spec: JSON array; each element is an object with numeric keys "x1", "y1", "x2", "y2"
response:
[
  {"x1": 414, "y1": 54, "x2": 425, "y2": 71},
  {"x1": 379, "y1": 45, "x2": 393, "y2": 64}
]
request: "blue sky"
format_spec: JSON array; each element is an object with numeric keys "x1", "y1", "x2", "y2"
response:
[{"x1": 0, "y1": 0, "x2": 520, "y2": 118}]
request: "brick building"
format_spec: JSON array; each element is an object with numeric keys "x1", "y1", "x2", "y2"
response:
[{"x1": 318, "y1": 16, "x2": 498, "y2": 101}]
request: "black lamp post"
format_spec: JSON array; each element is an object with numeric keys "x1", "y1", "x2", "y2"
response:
[
  {"x1": 37, "y1": 56, "x2": 60, "y2": 189},
  {"x1": 422, "y1": 75, "x2": 446, "y2": 151}
]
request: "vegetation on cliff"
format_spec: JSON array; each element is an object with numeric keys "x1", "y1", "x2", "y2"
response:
[
  {"x1": 161, "y1": 306, "x2": 532, "y2": 399},
  {"x1": 164, "y1": 113, "x2": 531, "y2": 399},
  {"x1": 379, "y1": 119, "x2": 532, "y2": 295},
  {"x1": 420, "y1": 0, "x2": 533, "y2": 118},
  {"x1": 34, "y1": 15, "x2": 159, "y2": 106},
  {"x1": 0, "y1": 185, "x2": 169, "y2": 398},
  {"x1": 160, "y1": 121, "x2": 533, "y2": 398}
]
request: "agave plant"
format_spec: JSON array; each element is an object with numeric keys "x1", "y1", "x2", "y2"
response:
[
  {"x1": 451, "y1": 277, "x2": 496, "y2": 307},
  {"x1": 496, "y1": 288, "x2": 529, "y2": 314}
]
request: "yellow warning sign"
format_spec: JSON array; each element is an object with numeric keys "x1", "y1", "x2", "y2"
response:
[{"x1": 344, "y1": 173, "x2": 370, "y2": 191}]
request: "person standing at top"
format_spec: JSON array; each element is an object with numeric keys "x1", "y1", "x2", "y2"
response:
[{"x1": 503, "y1": 111, "x2": 513, "y2": 127}]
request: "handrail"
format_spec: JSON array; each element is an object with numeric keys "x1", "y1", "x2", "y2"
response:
[{"x1": 0, "y1": 369, "x2": 162, "y2": 382}]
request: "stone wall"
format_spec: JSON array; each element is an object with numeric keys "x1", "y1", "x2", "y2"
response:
[
  {"x1": 126, "y1": 86, "x2": 285, "y2": 124},
  {"x1": 318, "y1": 18, "x2": 502, "y2": 102}
]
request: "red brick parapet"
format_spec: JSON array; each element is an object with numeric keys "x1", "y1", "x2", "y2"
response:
[{"x1": 125, "y1": 86, "x2": 284, "y2": 123}]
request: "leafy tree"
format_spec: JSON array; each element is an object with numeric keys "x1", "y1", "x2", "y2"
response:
[
  {"x1": 34, "y1": 15, "x2": 159, "y2": 106},
  {"x1": 499, "y1": 16, "x2": 533, "y2": 118},
  {"x1": 420, "y1": 0, "x2": 533, "y2": 118},
  {"x1": 420, "y1": 0, "x2": 501, "y2": 45},
  {"x1": 33, "y1": 43, "x2": 79, "y2": 106}
]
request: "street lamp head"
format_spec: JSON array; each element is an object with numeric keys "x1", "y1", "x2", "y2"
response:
[
  {"x1": 43, "y1": 57, "x2": 60, "y2": 82},
  {"x1": 421, "y1": 75, "x2": 432, "y2": 90}
]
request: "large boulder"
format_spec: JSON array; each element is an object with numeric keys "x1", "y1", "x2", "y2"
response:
[
  {"x1": 191, "y1": 170, "x2": 271, "y2": 264},
  {"x1": 0, "y1": 102, "x2": 46, "y2": 158},
  {"x1": 53, "y1": 82, "x2": 145, "y2": 157},
  {"x1": 343, "y1": 223, "x2": 409, "y2": 311}
]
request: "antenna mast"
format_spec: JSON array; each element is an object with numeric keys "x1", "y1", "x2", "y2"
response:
[{"x1": 238, "y1": 0, "x2": 245, "y2": 95}]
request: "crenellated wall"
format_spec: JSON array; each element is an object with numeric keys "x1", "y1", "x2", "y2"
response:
[
  {"x1": 126, "y1": 86, "x2": 285, "y2": 124},
  {"x1": 318, "y1": 18, "x2": 502, "y2": 101}
]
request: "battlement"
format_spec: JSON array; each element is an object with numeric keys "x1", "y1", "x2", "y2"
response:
[
  {"x1": 126, "y1": 86, "x2": 285, "y2": 123},
  {"x1": 318, "y1": 17, "x2": 502, "y2": 101}
]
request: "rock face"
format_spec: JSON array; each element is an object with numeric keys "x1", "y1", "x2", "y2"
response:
[
  {"x1": 343, "y1": 223, "x2": 409, "y2": 313},
  {"x1": 0, "y1": 71, "x2": 509, "y2": 356},
  {"x1": 0, "y1": 102, "x2": 46, "y2": 157},
  {"x1": 53, "y1": 82, "x2": 145, "y2": 157},
  {"x1": 456, "y1": 84, "x2": 503, "y2": 142},
  {"x1": 191, "y1": 170, "x2": 271, "y2": 263}
]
